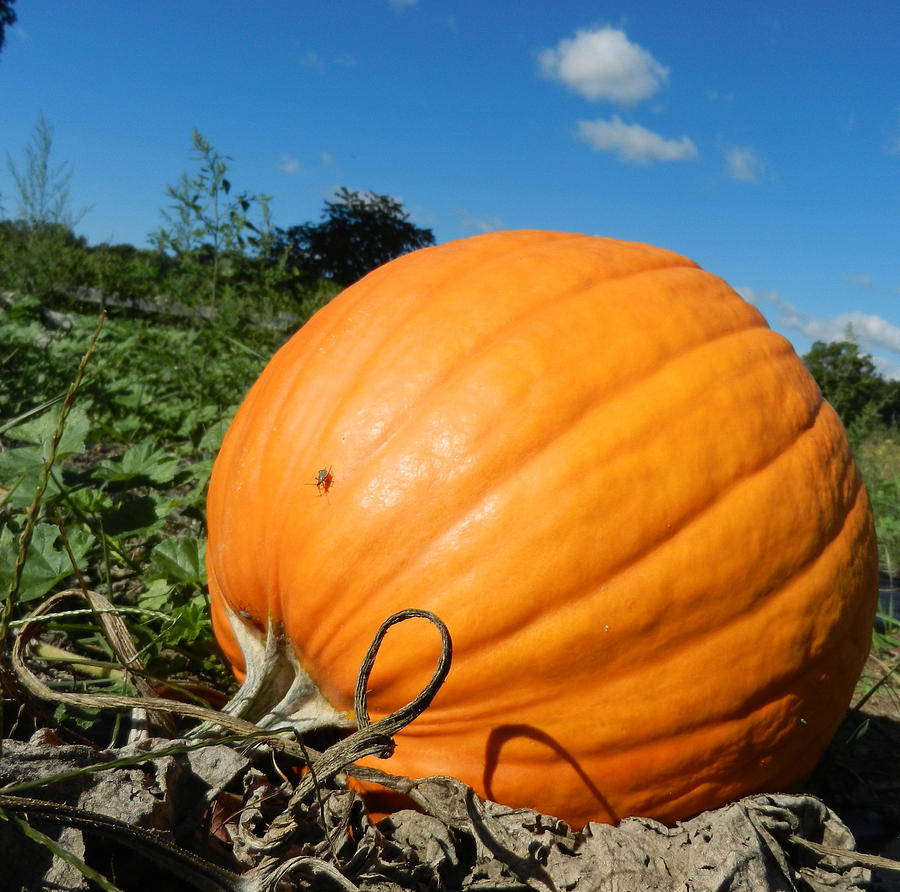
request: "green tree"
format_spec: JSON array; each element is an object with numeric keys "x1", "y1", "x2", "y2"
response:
[
  {"x1": 274, "y1": 187, "x2": 435, "y2": 286},
  {"x1": 879, "y1": 377, "x2": 900, "y2": 428},
  {"x1": 0, "y1": 0, "x2": 17, "y2": 56},
  {"x1": 83, "y1": 241, "x2": 170, "y2": 302},
  {"x1": 0, "y1": 218, "x2": 89, "y2": 302},
  {"x1": 802, "y1": 340, "x2": 886, "y2": 432}
]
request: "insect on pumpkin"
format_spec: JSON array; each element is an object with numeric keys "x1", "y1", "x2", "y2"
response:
[{"x1": 306, "y1": 466, "x2": 334, "y2": 496}]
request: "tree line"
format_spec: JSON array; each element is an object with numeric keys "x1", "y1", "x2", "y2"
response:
[
  {"x1": 802, "y1": 339, "x2": 900, "y2": 439},
  {"x1": 0, "y1": 121, "x2": 434, "y2": 315},
  {"x1": 2, "y1": 115, "x2": 896, "y2": 444}
]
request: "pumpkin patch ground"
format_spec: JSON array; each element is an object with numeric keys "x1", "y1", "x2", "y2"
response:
[
  {"x1": 3, "y1": 230, "x2": 900, "y2": 889},
  {"x1": 1, "y1": 631, "x2": 899, "y2": 889}
]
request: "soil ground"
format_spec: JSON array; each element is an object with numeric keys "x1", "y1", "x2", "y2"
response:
[{"x1": 805, "y1": 648, "x2": 900, "y2": 861}]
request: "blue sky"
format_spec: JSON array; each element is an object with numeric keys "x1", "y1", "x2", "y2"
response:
[{"x1": 2, "y1": 1, "x2": 899, "y2": 376}]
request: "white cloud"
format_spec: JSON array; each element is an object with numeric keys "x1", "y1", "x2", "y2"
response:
[
  {"x1": 538, "y1": 26, "x2": 669, "y2": 104},
  {"x1": 738, "y1": 287, "x2": 900, "y2": 378},
  {"x1": 299, "y1": 51, "x2": 325, "y2": 72},
  {"x1": 278, "y1": 155, "x2": 302, "y2": 175},
  {"x1": 874, "y1": 357, "x2": 900, "y2": 381},
  {"x1": 834, "y1": 311, "x2": 900, "y2": 352},
  {"x1": 707, "y1": 89, "x2": 734, "y2": 103},
  {"x1": 725, "y1": 145, "x2": 763, "y2": 183},
  {"x1": 577, "y1": 116, "x2": 698, "y2": 163},
  {"x1": 454, "y1": 208, "x2": 504, "y2": 233},
  {"x1": 843, "y1": 273, "x2": 873, "y2": 288},
  {"x1": 299, "y1": 51, "x2": 355, "y2": 72}
]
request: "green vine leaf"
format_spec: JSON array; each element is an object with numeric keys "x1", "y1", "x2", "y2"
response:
[
  {"x1": 146, "y1": 537, "x2": 206, "y2": 586},
  {"x1": 94, "y1": 440, "x2": 179, "y2": 485},
  {"x1": 3, "y1": 406, "x2": 91, "y2": 460},
  {"x1": 0, "y1": 523, "x2": 93, "y2": 602}
]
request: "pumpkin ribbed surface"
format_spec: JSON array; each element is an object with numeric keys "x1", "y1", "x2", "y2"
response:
[{"x1": 206, "y1": 230, "x2": 877, "y2": 827}]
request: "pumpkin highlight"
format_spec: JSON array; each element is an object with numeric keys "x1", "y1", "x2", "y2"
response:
[{"x1": 206, "y1": 230, "x2": 877, "y2": 828}]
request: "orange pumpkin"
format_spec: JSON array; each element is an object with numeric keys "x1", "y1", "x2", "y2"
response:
[{"x1": 206, "y1": 230, "x2": 877, "y2": 828}]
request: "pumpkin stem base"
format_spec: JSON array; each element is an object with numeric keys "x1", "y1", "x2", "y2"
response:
[{"x1": 199, "y1": 602, "x2": 354, "y2": 737}]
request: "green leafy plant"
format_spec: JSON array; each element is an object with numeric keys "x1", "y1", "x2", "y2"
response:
[{"x1": 151, "y1": 129, "x2": 274, "y2": 305}]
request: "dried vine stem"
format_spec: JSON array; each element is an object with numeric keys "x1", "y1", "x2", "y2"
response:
[
  {"x1": 11, "y1": 589, "x2": 305, "y2": 753},
  {"x1": 12, "y1": 599, "x2": 453, "y2": 789},
  {"x1": 0, "y1": 793, "x2": 248, "y2": 892},
  {"x1": 81, "y1": 587, "x2": 175, "y2": 736},
  {"x1": 354, "y1": 607, "x2": 453, "y2": 734},
  {"x1": 13, "y1": 595, "x2": 452, "y2": 797},
  {"x1": 787, "y1": 834, "x2": 900, "y2": 873},
  {"x1": 249, "y1": 608, "x2": 453, "y2": 856},
  {"x1": 306, "y1": 607, "x2": 452, "y2": 786},
  {"x1": 8, "y1": 605, "x2": 453, "y2": 889}
]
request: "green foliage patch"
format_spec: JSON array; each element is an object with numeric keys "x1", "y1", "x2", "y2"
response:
[
  {"x1": 0, "y1": 298, "x2": 285, "y2": 446},
  {"x1": 852, "y1": 427, "x2": 900, "y2": 581},
  {"x1": 0, "y1": 300, "x2": 303, "y2": 740}
]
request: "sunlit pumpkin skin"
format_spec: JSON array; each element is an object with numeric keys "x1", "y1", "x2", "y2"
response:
[{"x1": 206, "y1": 230, "x2": 877, "y2": 828}]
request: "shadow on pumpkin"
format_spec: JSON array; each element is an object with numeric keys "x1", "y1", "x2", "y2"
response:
[{"x1": 483, "y1": 723, "x2": 618, "y2": 824}]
